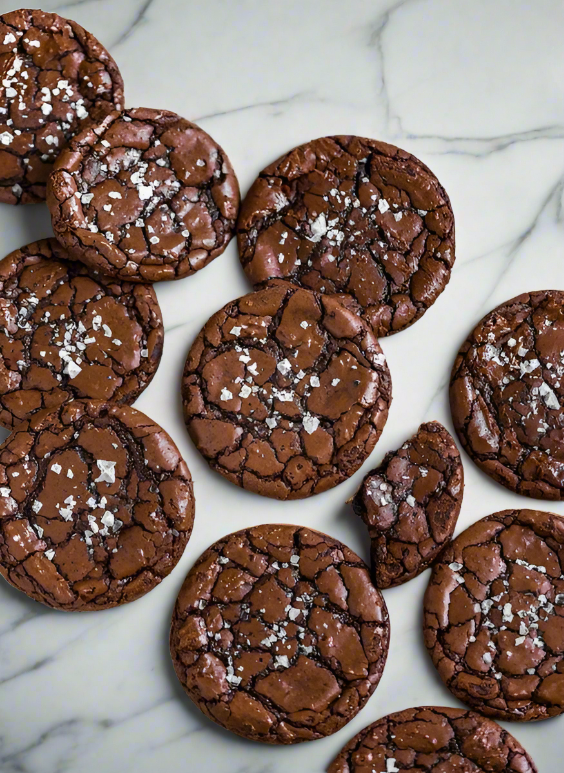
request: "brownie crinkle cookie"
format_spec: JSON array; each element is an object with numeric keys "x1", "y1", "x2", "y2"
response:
[
  {"x1": 0, "y1": 400, "x2": 195, "y2": 610},
  {"x1": 424, "y1": 509, "x2": 564, "y2": 721},
  {"x1": 451, "y1": 290, "x2": 564, "y2": 500},
  {"x1": 237, "y1": 135, "x2": 455, "y2": 336},
  {"x1": 182, "y1": 281, "x2": 392, "y2": 499},
  {"x1": 0, "y1": 8, "x2": 123, "y2": 203},
  {"x1": 170, "y1": 524, "x2": 389, "y2": 744},
  {"x1": 48, "y1": 107, "x2": 239, "y2": 282},
  {"x1": 328, "y1": 705, "x2": 538, "y2": 773},
  {"x1": 0, "y1": 238, "x2": 163, "y2": 429}
]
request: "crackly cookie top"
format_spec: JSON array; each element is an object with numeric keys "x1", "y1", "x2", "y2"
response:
[
  {"x1": 424, "y1": 509, "x2": 564, "y2": 721},
  {"x1": 237, "y1": 136, "x2": 455, "y2": 336},
  {"x1": 450, "y1": 291, "x2": 564, "y2": 500},
  {"x1": 0, "y1": 8, "x2": 123, "y2": 204},
  {"x1": 352, "y1": 421, "x2": 463, "y2": 588},
  {"x1": 0, "y1": 400, "x2": 195, "y2": 610},
  {"x1": 48, "y1": 107, "x2": 240, "y2": 282},
  {"x1": 328, "y1": 705, "x2": 538, "y2": 773},
  {"x1": 170, "y1": 524, "x2": 389, "y2": 744},
  {"x1": 182, "y1": 281, "x2": 392, "y2": 499},
  {"x1": 0, "y1": 238, "x2": 163, "y2": 429}
]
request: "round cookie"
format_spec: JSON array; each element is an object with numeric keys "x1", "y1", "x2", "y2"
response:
[
  {"x1": 352, "y1": 421, "x2": 463, "y2": 588},
  {"x1": 0, "y1": 238, "x2": 163, "y2": 429},
  {"x1": 182, "y1": 280, "x2": 392, "y2": 499},
  {"x1": 48, "y1": 107, "x2": 240, "y2": 282},
  {"x1": 450, "y1": 290, "x2": 564, "y2": 500},
  {"x1": 0, "y1": 400, "x2": 195, "y2": 610},
  {"x1": 0, "y1": 8, "x2": 123, "y2": 204},
  {"x1": 424, "y1": 509, "x2": 564, "y2": 721},
  {"x1": 237, "y1": 135, "x2": 455, "y2": 336},
  {"x1": 170, "y1": 524, "x2": 389, "y2": 744},
  {"x1": 328, "y1": 705, "x2": 538, "y2": 773}
]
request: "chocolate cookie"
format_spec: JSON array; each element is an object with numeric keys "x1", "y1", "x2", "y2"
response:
[
  {"x1": 170, "y1": 524, "x2": 389, "y2": 744},
  {"x1": 48, "y1": 107, "x2": 240, "y2": 282},
  {"x1": 424, "y1": 509, "x2": 564, "y2": 721},
  {"x1": 0, "y1": 238, "x2": 163, "y2": 429},
  {"x1": 450, "y1": 291, "x2": 564, "y2": 500},
  {"x1": 352, "y1": 421, "x2": 463, "y2": 588},
  {"x1": 0, "y1": 400, "x2": 195, "y2": 610},
  {"x1": 0, "y1": 9, "x2": 123, "y2": 204},
  {"x1": 237, "y1": 136, "x2": 455, "y2": 336},
  {"x1": 182, "y1": 281, "x2": 392, "y2": 499},
  {"x1": 328, "y1": 705, "x2": 538, "y2": 773}
]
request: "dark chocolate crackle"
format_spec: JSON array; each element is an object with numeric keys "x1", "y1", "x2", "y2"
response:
[
  {"x1": 352, "y1": 421, "x2": 463, "y2": 588},
  {"x1": 424, "y1": 509, "x2": 564, "y2": 722},
  {"x1": 170, "y1": 524, "x2": 389, "y2": 744},
  {"x1": 0, "y1": 400, "x2": 195, "y2": 610},
  {"x1": 0, "y1": 238, "x2": 163, "y2": 429},
  {"x1": 0, "y1": 8, "x2": 124, "y2": 204},
  {"x1": 451, "y1": 291, "x2": 564, "y2": 500},
  {"x1": 182, "y1": 280, "x2": 392, "y2": 499},
  {"x1": 48, "y1": 107, "x2": 240, "y2": 282},
  {"x1": 237, "y1": 135, "x2": 455, "y2": 336},
  {"x1": 328, "y1": 705, "x2": 538, "y2": 773}
]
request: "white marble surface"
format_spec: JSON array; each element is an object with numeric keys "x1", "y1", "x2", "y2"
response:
[{"x1": 0, "y1": 1, "x2": 563, "y2": 771}]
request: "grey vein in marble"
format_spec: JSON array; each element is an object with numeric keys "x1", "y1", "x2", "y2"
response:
[{"x1": 113, "y1": 0, "x2": 155, "y2": 47}]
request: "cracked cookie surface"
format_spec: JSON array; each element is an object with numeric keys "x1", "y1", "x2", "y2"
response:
[
  {"x1": 0, "y1": 238, "x2": 163, "y2": 429},
  {"x1": 352, "y1": 421, "x2": 463, "y2": 588},
  {"x1": 424, "y1": 509, "x2": 564, "y2": 721},
  {"x1": 450, "y1": 291, "x2": 564, "y2": 500},
  {"x1": 170, "y1": 524, "x2": 389, "y2": 744},
  {"x1": 48, "y1": 107, "x2": 239, "y2": 282},
  {"x1": 0, "y1": 8, "x2": 123, "y2": 204},
  {"x1": 182, "y1": 280, "x2": 392, "y2": 500},
  {"x1": 0, "y1": 399, "x2": 195, "y2": 610},
  {"x1": 237, "y1": 135, "x2": 455, "y2": 336},
  {"x1": 328, "y1": 705, "x2": 538, "y2": 773}
]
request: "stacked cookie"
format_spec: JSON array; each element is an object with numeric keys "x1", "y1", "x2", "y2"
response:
[{"x1": 0, "y1": 7, "x2": 555, "y2": 772}]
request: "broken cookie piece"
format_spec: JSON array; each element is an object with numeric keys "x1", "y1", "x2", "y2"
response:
[{"x1": 352, "y1": 421, "x2": 463, "y2": 588}]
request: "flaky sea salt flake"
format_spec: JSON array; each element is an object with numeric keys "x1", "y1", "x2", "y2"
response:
[{"x1": 95, "y1": 459, "x2": 116, "y2": 484}]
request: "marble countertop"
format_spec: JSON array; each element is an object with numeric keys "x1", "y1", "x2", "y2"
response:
[{"x1": 0, "y1": 1, "x2": 563, "y2": 771}]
